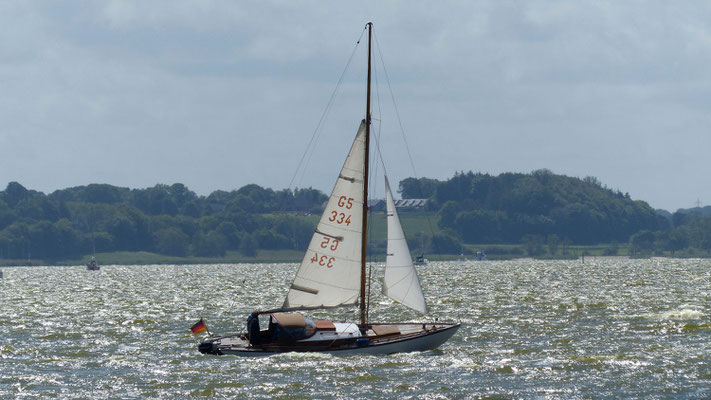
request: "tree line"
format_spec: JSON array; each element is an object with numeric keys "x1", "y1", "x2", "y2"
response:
[
  {"x1": 0, "y1": 182, "x2": 326, "y2": 260},
  {"x1": 629, "y1": 212, "x2": 711, "y2": 256},
  {"x1": 400, "y1": 170, "x2": 710, "y2": 256},
  {"x1": 1, "y1": 170, "x2": 710, "y2": 262}
]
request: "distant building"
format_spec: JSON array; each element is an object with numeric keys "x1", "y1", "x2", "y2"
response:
[
  {"x1": 321, "y1": 198, "x2": 428, "y2": 212},
  {"x1": 394, "y1": 199, "x2": 428, "y2": 209},
  {"x1": 369, "y1": 198, "x2": 429, "y2": 212}
]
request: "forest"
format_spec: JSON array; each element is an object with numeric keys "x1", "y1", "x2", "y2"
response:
[
  {"x1": 402, "y1": 170, "x2": 709, "y2": 257},
  {"x1": 0, "y1": 182, "x2": 325, "y2": 261},
  {"x1": 0, "y1": 169, "x2": 709, "y2": 262}
]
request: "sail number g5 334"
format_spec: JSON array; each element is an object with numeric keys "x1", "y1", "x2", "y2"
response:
[{"x1": 328, "y1": 196, "x2": 354, "y2": 226}]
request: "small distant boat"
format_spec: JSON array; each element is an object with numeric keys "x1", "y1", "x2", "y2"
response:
[
  {"x1": 86, "y1": 257, "x2": 99, "y2": 271},
  {"x1": 413, "y1": 232, "x2": 428, "y2": 266},
  {"x1": 198, "y1": 23, "x2": 459, "y2": 357},
  {"x1": 475, "y1": 251, "x2": 487, "y2": 261},
  {"x1": 413, "y1": 254, "x2": 429, "y2": 266}
]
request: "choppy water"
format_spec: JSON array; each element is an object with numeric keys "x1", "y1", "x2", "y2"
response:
[{"x1": 1, "y1": 259, "x2": 710, "y2": 399}]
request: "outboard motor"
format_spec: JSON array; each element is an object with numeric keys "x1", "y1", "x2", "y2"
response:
[{"x1": 198, "y1": 339, "x2": 220, "y2": 355}]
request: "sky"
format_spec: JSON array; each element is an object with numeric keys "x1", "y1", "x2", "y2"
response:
[{"x1": 1, "y1": 1, "x2": 710, "y2": 212}]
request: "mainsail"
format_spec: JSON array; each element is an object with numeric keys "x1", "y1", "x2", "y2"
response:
[
  {"x1": 383, "y1": 177, "x2": 428, "y2": 314},
  {"x1": 283, "y1": 121, "x2": 366, "y2": 310}
]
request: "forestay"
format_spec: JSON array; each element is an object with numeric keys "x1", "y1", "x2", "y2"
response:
[
  {"x1": 383, "y1": 177, "x2": 428, "y2": 314},
  {"x1": 283, "y1": 121, "x2": 366, "y2": 310}
]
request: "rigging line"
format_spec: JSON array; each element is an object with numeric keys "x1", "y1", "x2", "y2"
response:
[
  {"x1": 368, "y1": 28, "x2": 389, "y2": 182},
  {"x1": 285, "y1": 26, "x2": 367, "y2": 198},
  {"x1": 295, "y1": 28, "x2": 366, "y2": 192},
  {"x1": 370, "y1": 49, "x2": 385, "y2": 201},
  {"x1": 365, "y1": 107, "x2": 383, "y2": 321},
  {"x1": 371, "y1": 47, "x2": 389, "y2": 180},
  {"x1": 372, "y1": 28, "x2": 417, "y2": 180},
  {"x1": 373, "y1": 29, "x2": 443, "y2": 256},
  {"x1": 364, "y1": 40, "x2": 388, "y2": 322}
]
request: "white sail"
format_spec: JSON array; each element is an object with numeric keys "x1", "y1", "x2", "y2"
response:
[
  {"x1": 383, "y1": 177, "x2": 428, "y2": 314},
  {"x1": 283, "y1": 121, "x2": 366, "y2": 310}
]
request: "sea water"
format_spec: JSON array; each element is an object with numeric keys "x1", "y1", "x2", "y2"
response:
[{"x1": 0, "y1": 259, "x2": 709, "y2": 399}]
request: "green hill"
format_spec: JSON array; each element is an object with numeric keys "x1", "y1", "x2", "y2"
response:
[{"x1": 403, "y1": 170, "x2": 668, "y2": 245}]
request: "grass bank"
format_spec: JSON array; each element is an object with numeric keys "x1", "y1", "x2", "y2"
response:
[{"x1": 0, "y1": 244, "x2": 640, "y2": 266}]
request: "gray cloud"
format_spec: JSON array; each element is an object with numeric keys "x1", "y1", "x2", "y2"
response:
[{"x1": 1, "y1": 1, "x2": 710, "y2": 211}]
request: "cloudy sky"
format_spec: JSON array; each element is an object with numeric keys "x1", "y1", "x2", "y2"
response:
[{"x1": 1, "y1": 1, "x2": 710, "y2": 211}]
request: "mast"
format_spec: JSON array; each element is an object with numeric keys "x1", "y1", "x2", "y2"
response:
[{"x1": 360, "y1": 22, "x2": 372, "y2": 325}]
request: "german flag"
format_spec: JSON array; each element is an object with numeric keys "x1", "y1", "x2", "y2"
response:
[{"x1": 190, "y1": 318, "x2": 208, "y2": 335}]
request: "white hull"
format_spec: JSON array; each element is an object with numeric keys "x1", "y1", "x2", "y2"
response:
[{"x1": 199, "y1": 323, "x2": 460, "y2": 357}]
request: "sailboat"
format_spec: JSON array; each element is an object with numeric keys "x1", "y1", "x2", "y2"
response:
[
  {"x1": 86, "y1": 256, "x2": 99, "y2": 271},
  {"x1": 198, "y1": 23, "x2": 460, "y2": 356},
  {"x1": 414, "y1": 235, "x2": 429, "y2": 266}
]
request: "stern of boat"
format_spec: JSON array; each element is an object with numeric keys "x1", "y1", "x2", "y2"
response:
[
  {"x1": 198, "y1": 333, "x2": 250, "y2": 355},
  {"x1": 198, "y1": 338, "x2": 220, "y2": 355}
]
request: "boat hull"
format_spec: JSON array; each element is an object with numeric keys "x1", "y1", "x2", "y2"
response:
[{"x1": 198, "y1": 322, "x2": 460, "y2": 357}]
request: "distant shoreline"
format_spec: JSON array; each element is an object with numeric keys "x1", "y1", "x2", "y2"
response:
[{"x1": 2, "y1": 249, "x2": 707, "y2": 267}]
